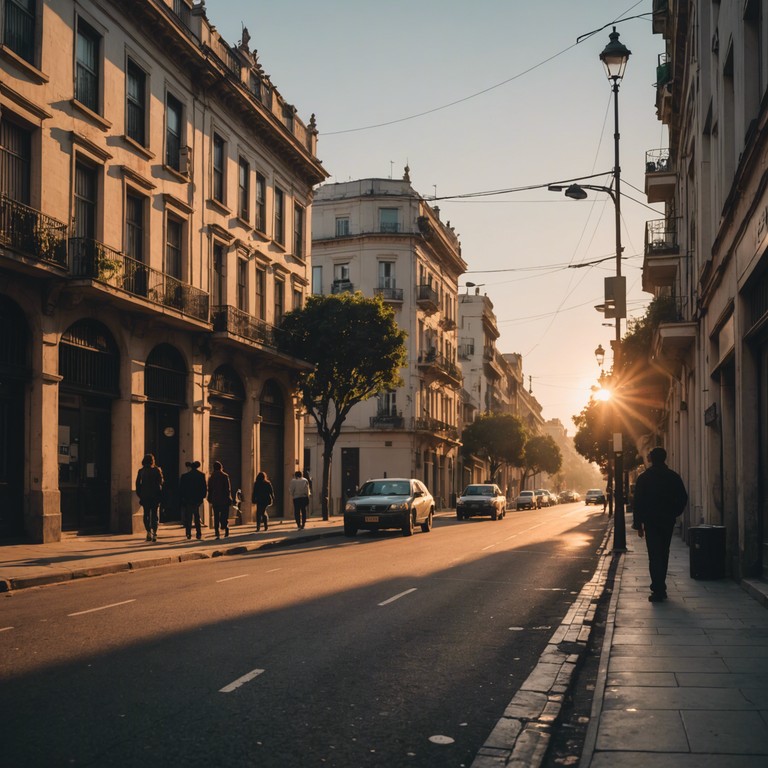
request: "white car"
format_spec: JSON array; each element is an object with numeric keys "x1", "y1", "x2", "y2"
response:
[
  {"x1": 344, "y1": 478, "x2": 435, "y2": 537},
  {"x1": 456, "y1": 484, "x2": 506, "y2": 520}
]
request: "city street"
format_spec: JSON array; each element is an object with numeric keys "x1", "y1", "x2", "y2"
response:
[{"x1": 1, "y1": 503, "x2": 607, "y2": 767}]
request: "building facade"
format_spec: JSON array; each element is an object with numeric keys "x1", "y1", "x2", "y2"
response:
[
  {"x1": 645, "y1": 0, "x2": 768, "y2": 576},
  {"x1": 308, "y1": 174, "x2": 466, "y2": 510},
  {"x1": 0, "y1": 0, "x2": 326, "y2": 541}
]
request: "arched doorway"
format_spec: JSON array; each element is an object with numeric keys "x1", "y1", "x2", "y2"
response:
[
  {"x1": 59, "y1": 319, "x2": 119, "y2": 531},
  {"x1": 0, "y1": 296, "x2": 30, "y2": 538},
  {"x1": 145, "y1": 344, "x2": 187, "y2": 522},
  {"x1": 209, "y1": 365, "x2": 244, "y2": 502},
  {"x1": 260, "y1": 380, "x2": 285, "y2": 517}
]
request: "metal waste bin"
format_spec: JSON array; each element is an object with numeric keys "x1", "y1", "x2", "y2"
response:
[{"x1": 689, "y1": 525, "x2": 726, "y2": 579}]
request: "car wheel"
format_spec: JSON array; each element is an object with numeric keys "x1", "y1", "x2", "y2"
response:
[
  {"x1": 403, "y1": 512, "x2": 414, "y2": 536},
  {"x1": 456, "y1": 510, "x2": 463, "y2": 520},
  {"x1": 344, "y1": 522, "x2": 357, "y2": 537},
  {"x1": 421, "y1": 511, "x2": 433, "y2": 533},
  {"x1": 491, "y1": 509, "x2": 498, "y2": 520}
]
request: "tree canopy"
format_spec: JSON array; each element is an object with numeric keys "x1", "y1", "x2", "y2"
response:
[
  {"x1": 278, "y1": 292, "x2": 408, "y2": 518},
  {"x1": 520, "y1": 434, "x2": 562, "y2": 488},
  {"x1": 460, "y1": 413, "x2": 527, "y2": 481}
]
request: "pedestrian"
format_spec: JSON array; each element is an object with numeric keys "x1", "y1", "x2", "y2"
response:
[
  {"x1": 179, "y1": 461, "x2": 207, "y2": 540},
  {"x1": 207, "y1": 460, "x2": 233, "y2": 539},
  {"x1": 136, "y1": 453, "x2": 163, "y2": 542},
  {"x1": 632, "y1": 447, "x2": 688, "y2": 602},
  {"x1": 251, "y1": 471, "x2": 274, "y2": 532},
  {"x1": 289, "y1": 470, "x2": 311, "y2": 529}
]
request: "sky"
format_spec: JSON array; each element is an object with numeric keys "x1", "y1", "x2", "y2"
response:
[{"x1": 204, "y1": 0, "x2": 666, "y2": 434}]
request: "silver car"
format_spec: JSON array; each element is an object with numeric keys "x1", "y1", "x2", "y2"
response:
[{"x1": 344, "y1": 478, "x2": 435, "y2": 537}]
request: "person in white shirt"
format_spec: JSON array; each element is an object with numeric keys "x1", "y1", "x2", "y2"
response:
[{"x1": 289, "y1": 470, "x2": 311, "y2": 529}]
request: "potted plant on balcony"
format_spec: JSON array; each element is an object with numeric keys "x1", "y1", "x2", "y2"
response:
[
  {"x1": 33, "y1": 224, "x2": 64, "y2": 263},
  {"x1": 96, "y1": 247, "x2": 122, "y2": 282}
]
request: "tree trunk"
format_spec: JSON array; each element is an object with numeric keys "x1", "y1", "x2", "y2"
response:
[{"x1": 320, "y1": 440, "x2": 333, "y2": 520}]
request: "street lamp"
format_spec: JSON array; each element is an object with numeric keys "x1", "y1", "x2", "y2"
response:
[{"x1": 551, "y1": 27, "x2": 630, "y2": 552}]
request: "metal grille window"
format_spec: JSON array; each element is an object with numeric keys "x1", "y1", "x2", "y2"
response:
[
  {"x1": 59, "y1": 320, "x2": 119, "y2": 396},
  {"x1": 274, "y1": 187, "x2": 284, "y2": 245},
  {"x1": 145, "y1": 344, "x2": 187, "y2": 405},
  {"x1": 293, "y1": 203, "x2": 304, "y2": 258},
  {"x1": 76, "y1": 18, "x2": 100, "y2": 113},
  {"x1": 238, "y1": 157, "x2": 249, "y2": 220},
  {"x1": 255, "y1": 173, "x2": 266, "y2": 231},
  {"x1": 126, "y1": 60, "x2": 146, "y2": 146},
  {"x1": 0, "y1": 118, "x2": 31, "y2": 205},
  {"x1": 255, "y1": 267, "x2": 265, "y2": 320},
  {"x1": 237, "y1": 257, "x2": 247, "y2": 311},
  {"x1": 74, "y1": 161, "x2": 97, "y2": 240},
  {"x1": 212, "y1": 134, "x2": 225, "y2": 203},
  {"x1": 3, "y1": 0, "x2": 36, "y2": 64},
  {"x1": 165, "y1": 94, "x2": 182, "y2": 171},
  {"x1": 125, "y1": 193, "x2": 144, "y2": 261},
  {"x1": 165, "y1": 216, "x2": 182, "y2": 279}
]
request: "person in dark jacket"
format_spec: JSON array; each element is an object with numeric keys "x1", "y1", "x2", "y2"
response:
[
  {"x1": 136, "y1": 453, "x2": 164, "y2": 542},
  {"x1": 632, "y1": 447, "x2": 688, "y2": 602},
  {"x1": 179, "y1": 461, "x2": 207, "y2": 540},
  {"x1": 207, "y1": 460, "x2": 233, "y2": 539},
  {"x1": 251, "y1": 471, "x2": 275, "y2": 532}
]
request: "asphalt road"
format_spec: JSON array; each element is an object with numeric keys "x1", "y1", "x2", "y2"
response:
[{"x1": 1, "y1": 503, "x2": 607, "y2": 768}]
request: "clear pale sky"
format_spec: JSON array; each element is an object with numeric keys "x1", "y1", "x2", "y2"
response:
[{"x1": 204, "y1": 0, "x2": 665, "y2": 434}]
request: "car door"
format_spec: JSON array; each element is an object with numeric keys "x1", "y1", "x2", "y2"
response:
[{"x1": 414, "y1": 480, "x2": 427, "y2": 521}]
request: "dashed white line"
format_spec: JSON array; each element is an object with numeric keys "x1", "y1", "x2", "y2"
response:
[
  {"x1": 68, "y1": 599, "x2": 136, "y2": 617},
  {"x1": 219, "y1": 668, "x2": 265, "y2": 693},
  {"x1": 265, "y1": 568, "x2": 281, "y2": 573},
  {"x1": 0, "y1": 626, "x2": 14, "y2": 633},
  {"x1": 216, "y1": 574, "x2": 250, "y2": 583},
  {"x1": 378, "y1": 588, "x2": 417, "y2": 606}
]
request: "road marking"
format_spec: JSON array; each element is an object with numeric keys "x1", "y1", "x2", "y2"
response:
[
  {"x1": 0, "y1": 626, "x2": 14, "y2": 633},
  {"x1": 68, "y1": 599, "x2": 136, "y2": 617},
  {"x1": 216, "y1": 574, "x2": 249, "y2": 583},
  {"x1": 378, "y1": 588, "x2": 417, "y2": 606},
  {"x1": 219, "y1": 668, "x2": 265, "y2": 693},
  {"x1": 265, "y1": 568, "x2": 281, "y2": 573},
  {"x1": 482, "y1": 543, "x2": 497, "y2": 551}
]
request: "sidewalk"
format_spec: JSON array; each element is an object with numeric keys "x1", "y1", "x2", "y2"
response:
[{"x1": 582, "y1": 532, "x2": 768, "y2": 767}]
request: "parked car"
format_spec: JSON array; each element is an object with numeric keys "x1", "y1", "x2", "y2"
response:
[
  {"x1": 585, "y1": 488, "x2": 606, "y2": 505},
  {"x1": 456, "y1": 484, "x2": 506, "y2": 520},
  {"x1": 545, "y1": 490, "x2": 558, "y2": 505},
  {"x1": 515, "y1": 490, "x2": 537, "y2": 510},
  {"x1": 534, "y1": 489, "x2": 553, "y2": 507},
  {"x1": 559, "y1": 490, "x2": 581, "y2": 503},
  {"x1": 344, "y1": 478, "x2": 434, "y2": 536}
]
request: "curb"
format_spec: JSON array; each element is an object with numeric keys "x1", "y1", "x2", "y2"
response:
[{"x1": 471, "y1": 520, "x2": 615, "y2": 768}]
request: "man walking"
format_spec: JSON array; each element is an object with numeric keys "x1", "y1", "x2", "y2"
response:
[
  {"x1": 136, "y1": 453, "x2": 164, "y2": 542},
  {"x1": 289, "y1": 470, "x2": 311, "y2": 529},
  {"x1": 207, "y1": 461, "x2": 233, "y2": 539},
  {"x1": 632, "y1": 447, "x2": 688, "y2": 602},
  {"x1": 179, "y1": 461, "x2": 207, "y2": 540}
]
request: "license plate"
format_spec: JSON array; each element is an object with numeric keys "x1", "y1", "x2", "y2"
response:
[{"x1": 364, "y1": 516, "x2": 379, "y2": 523}]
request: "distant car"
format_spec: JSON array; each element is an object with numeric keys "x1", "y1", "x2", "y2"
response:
[
  {"x1": 515, "y1": 490, "x2": 537, "y2": 510},
  {"x1": 559, "y1": 490, "x2": 581, "y2": 503},
  {"x1": 585, "y1": 489, "x2": 606, "y2": 505},
  {"x1": 456, "y1": 484, "x2": 506, "y2": 520},
  {"x1": 534, "y1": 489, "x2": 552, "y2": 508},
  {"x1": 545, "y1": 490, "x2": 558, "y2": 506},
  {"x1": 344, "y1": 478, "x2": 434, "y2": 536}
]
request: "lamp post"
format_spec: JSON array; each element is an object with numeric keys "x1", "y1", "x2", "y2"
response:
[{"x1": 550, "y1": 27, "x2": 630, "y2": 552}]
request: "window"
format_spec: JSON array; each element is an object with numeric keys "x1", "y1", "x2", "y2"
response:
[
  {"x1": 378, "y1": 261, "x2": 395, "y2": 289},
  {"x1": 212, "y1": 134, "x2": 225, "y2": 203},
  {"x1": 293, "y1": 288, "x2": 302, "y2": 310},
  {"x1": 311, "y1": 265, "x2": 322, "y2": 295},
  {"x1": 293, "y1": 203, "x2": 305, "y2": 258},
  {"x1": 76, "y1": 18, "x2": 101, "y2": 113},
  {"x1": 333, "y1": 264, "x2": 350, "y2": 282},
  {"x1": 282, "y1": 106, "x2": 294, "y2": 132},
  {"x1": 255, "y1": 173, "x2": 266, "y2": 230},
  {"x1": 274, "y1": 278, "x2": 284, "y2": 324},
  {"x1": 74, "y1": 161, "x2": 97, "y2": 240},
  {"x1": 335, "y1": 217, "x2": 350, "y2": 236},
  {"x1": 249, "y1": 72, "x2": 261, "y2": 101},
  {"x1": 165, "y1": 216, "x2": 183, "y2": 279},
  {"x1": 379, "y1": 208, "x2": 398, "y2": 233},
  {"x1": 237, "y1": 258, "x2": 248, "y2": 311},
  {"x1": 0, "y1": 117, "x2": 32, "y2": 205},
  {"x1": 165, "y1": 93, "x2": 183, "y2": 171},
  {"x1": 379, "y1": 390, "x2": 397, "y2": 416},
  {"x1": 274, "y1": 187, "x2": 285, "y2": 245},
  {"x1": 4, "y1": 0, "x2": 36, "y2": 64},
  {"x1": 255, "y1": 266, "x2": 265, "y2": 319},
  {"x1": 238, "y1": 157, "x2": 250, "y2": 220},
  {"x1": 212, "y1": 243, "x2": 225, "y2": 307},
  {"x1": 125, "y1": 192, "x2": 144, "y2": 262},
  {"x1": 126, "y1": 60, "x2": 147, "y2": 145}
]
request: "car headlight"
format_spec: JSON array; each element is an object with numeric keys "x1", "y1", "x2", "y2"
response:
[
  {"x1": 388, "y1": 501, "x2": 409, "y2": 512},
  {"x1": 345, "y1": 502, "x2": 357, "y2": 512}
]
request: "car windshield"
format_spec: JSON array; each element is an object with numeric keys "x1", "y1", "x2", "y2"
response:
[
  {"x1": 358, "y1": 480, "x2": 411, "y2": 497},
  {"x1": 520, "y1": 491, "x2": 533, "y2": 496},
  {"x1": 464, "y1": 486, "x2": 493, "y2": 496}
]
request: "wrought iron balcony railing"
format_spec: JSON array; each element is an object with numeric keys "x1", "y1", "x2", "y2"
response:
[
  {"x1": 0, "y1": 195, "x2": 68, "y2": 267},
  {"x1": 417, "y1": 349, "x2": 462, "y2": 383},
  {"x1": 375, "y1": 285, "x2": 403, "y2": 301},
  {"x1": 370, "y1": 413, "x2": 405, "y2": 429},
  {"x1": 331, "y1": 280, "x2": 354, "y2": 294},
  {"x1": 212, "y1": 305, "x2": 280, "y2": 347},
  {"x1": 645, "y1": 219, "x2": 679, "y2": 254},
  {"x1": 69, "y1": 238, "x2": 209, "y2": 321}
]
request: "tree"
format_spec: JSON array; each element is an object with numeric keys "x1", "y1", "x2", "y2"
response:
[
  {"x1": 520, "y1": 434, "x2": 562, "y2": 489},
  {"x1": 460, "y1": 413, "x2": 527, "y2": 481},
  {"x1": 278, "y1": 293, "x2": 408, "y2": 519}
]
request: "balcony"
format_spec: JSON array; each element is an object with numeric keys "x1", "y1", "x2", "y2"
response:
[
  {"x1": 0, "y1": 195, "x2": 68, "y2": 269},
  {"x1": 416, "y1": 284, "x2": 439, "y2": 313},
  {"x1": 375, "y1": 284, "x2": 403, "y2": 302},
  {"x1": 652, "y1": 0, "x2": 670, "y2": 35},
  {"x1": 439, "y1": 316, "x2": 457, "y2": 331},
  {"x1": 417, "y1": 349, "x2": 462, "y2": 387},
  {"x1": 331, "y1": 280, "x2": 354, "y2": 294},
  {"x1": 645, "y1": 218, "x2": 679, "y2": 255},
  {"x1": 644, "y1": 148, "x2": 675, "y2": 203},
  {"x1": 369, "y1": 413, "x2": 405, "y2": 429},
  {"x1": 413, "y1": 416, "x2": 459, "y2": 442},
  {"x1": 70, "y1": 238, "x2": 209, "y2": 323},
  {"x1": 458, "y1": 343, "x2": 474, "y2": 360},
  {"x1": 651, "y1": 298, "x2": 696, "y2": 378},
  {"x1": 212, "y1": 305, "x2": 281, "y2": 348},
  {"x1": 482, "y1": 347, "x2": 503, "y2": 379},
  {"x1": 655, "y1": 53, "x2": 673, "y2": 124}
]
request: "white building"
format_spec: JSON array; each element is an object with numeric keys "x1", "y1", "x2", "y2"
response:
[
  {"x1": 308, "y1": 173, "x2": 466, "y2": 509},
  {"x1": 0, "y1": 0, "x2": 327, "y2": 540}
]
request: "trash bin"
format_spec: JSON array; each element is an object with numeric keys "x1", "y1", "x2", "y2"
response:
[{"x1": 689, "y1": 525, "x2": 726, "y2": 579}]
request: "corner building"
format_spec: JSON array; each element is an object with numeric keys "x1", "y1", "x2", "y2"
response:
[
  {"x1": 308, "y1": 174, "x2": 466, "y2": 511},
  {"x1": 0, "y1": 0, "x2": 327, "y2": 541}
]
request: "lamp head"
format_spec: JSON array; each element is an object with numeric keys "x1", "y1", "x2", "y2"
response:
[
  {"x1": 564, "y1": 184, "x2": 588, "y2": 200},
  {"x1": 600, "y1": 27, "x2": 631, "y2": 81},
  {"x1": 594, "y1": 344, "x2": 606, "y2": 368}
]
